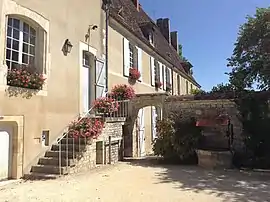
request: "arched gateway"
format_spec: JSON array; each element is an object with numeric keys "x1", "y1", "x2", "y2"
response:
[{"x1": 123, "y1": 93, "x2": 168, "y2": 157}]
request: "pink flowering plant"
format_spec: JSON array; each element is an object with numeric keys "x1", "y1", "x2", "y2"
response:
[
  {"x1": 129, "y1": 67, "x2": 141, "y2": 81},
  {"x1": 110, "y1": 84, "x2": 135, "y2": 100},
  {"x1": 93, "y1": 97, "x2": 119, "y2": 114},
  {"x1": 6, "y1": 65, "x2": 46, "y2": 90},
  {"x1": 68, "y1": 117, "x2": 104, "y2": 139}
]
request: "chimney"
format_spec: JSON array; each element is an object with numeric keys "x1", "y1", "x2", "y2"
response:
[
  {"x1": 156, "y1": 18, "x2": 171, "y2": 44},
  {"x1": 170, "y1": 31, "x2": 179, "y2": 53},
  {"x1": 132, "y1": 0, "x2": 140, "y2": 11}
]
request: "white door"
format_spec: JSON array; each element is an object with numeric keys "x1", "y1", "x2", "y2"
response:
[
  {"x1": 152, "y1": 107, "x2": 158, "y2": 141},
  {"x1": 0, "y1": 130, "x2": 10, "y2": 181},
  {"x1": 95, "y1": 59, "x2": 106, "y2": 98},
  {"x1": 82, "y1": 51, "x2": 91, "y2": 114},
  {"x1": 137, "y1": 109, "x2": 145, "y2": 156}
]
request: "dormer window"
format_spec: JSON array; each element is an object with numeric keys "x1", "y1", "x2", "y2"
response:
[{"x1": 149, "y1": 32, "x2": 154, "y2": 45}]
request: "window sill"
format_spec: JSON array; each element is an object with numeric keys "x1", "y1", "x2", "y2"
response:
[{"x1": 0, "y1": 85, "x2": 48, "y2": 96}]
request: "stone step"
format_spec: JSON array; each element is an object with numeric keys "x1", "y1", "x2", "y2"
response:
[
  {"x1": 51, "y1": 144, "x2": 87, "y2": 152},
  {"x1": 39, "y1": 157, "x2": 76, "y2": 167},
  {"x1": 31, "y1": 165, "x2": 68, "y2": 175},
  {"x1": 45, "y1": 151, "x2": 76, "y2": 159},
  {"x1": 24, "y1": 172, "x2": 60, "y2": 180}
]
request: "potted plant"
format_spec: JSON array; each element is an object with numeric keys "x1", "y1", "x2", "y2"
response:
[
  {"x1": 6, "y1": 64, "x2": 46, "y2": 90},
  {"x1": 110, "y1": 84, "x2": 135, "y2": 100},
  {"x1": 68, "y1": 117, "x2": 104, "y2": 141},
  {"x1": 155, "y1": 81, "x2": 163, "y2": 89},
  {"x1": 93, "y1": 97, "x2": 119, "y2": 114},
  {"x1": 129, "y1": 67, "x2": 141, "y2": 81}
]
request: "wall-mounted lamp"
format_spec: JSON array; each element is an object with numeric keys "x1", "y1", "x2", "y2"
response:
[
  {"x1": 85, "y1": 25, "x2": 99, "y2": 42},
  {"x1": 62, "y1": 39, "x2": 73, "y2": 56}
]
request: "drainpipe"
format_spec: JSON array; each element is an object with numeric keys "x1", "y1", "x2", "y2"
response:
[{"x1": 104, "y1": 0, "x2": 112, "y2": 95}]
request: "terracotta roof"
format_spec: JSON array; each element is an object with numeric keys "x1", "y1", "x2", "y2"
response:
[{"x1": 109, "y1": 0, "x2": 200, "y2": 87}]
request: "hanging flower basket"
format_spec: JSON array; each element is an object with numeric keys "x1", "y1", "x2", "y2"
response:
[
  {"x1": 68, "y1": 117, "x2": 104, "y2": 140},
  {"x1": 155, "y1": 81, "x2": 163, "y2": 89},
  {"x1": 93, "y1": 97, "x2": 119, "y2": 114},
  {"x1": 129, "y1": 67, "x2": 141, "y2": 81},
  {"x1": 110, "y1": 84, "x2": 135, "y2": 100},
  {"x1": 6, "y1": 65, "x2": 46, "y2": 90}
]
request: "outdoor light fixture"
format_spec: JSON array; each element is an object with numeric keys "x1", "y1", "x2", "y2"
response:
[{"x1": 62, "y1": 39, "x2": 73, "y2": 55}]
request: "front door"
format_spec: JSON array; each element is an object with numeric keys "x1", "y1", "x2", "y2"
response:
[
  {"x1": 137, "y1": 108, "x2": 145, "y2": 157},
  {"x1": 95, "y1": 59, "x2": 106, "y2": 98},
  {"x1": 0, "y1": 129, "x2": 10, "y2": 181},
  {"x1": 152, "y1": 106, "x2": 158, "y2": 141},
  {"x1": 82, "y1": 51, "x2": 91, "y2": 114}
]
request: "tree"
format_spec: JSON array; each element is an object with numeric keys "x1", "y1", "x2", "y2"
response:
[
  {"x1": 227, "y1": 7, "x2": 270, "y2": 90},
  {"x1": 178, "y1": 44, "x2": 183, "y2": 59}
]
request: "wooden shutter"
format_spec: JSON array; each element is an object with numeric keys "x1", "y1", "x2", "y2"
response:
[
  {"x1": 95, "y1": 59, "x2": 106, "y2": 98},
  {"x1": 159, "y1": 62, "x2": 163, "y2": 86},
  {"x1": 123, "y1": 37, "x2": 130, "y2": 76},
  {"x1": 168, "y1": 68, "x2": 172, "y2": 85},
  {"x1": 150, "y1": 57, "x2": 155, "y2": 86},
  {"x1": 137, "y1": 47, "x2": 142, "y2": 81},
  {"x1": 163, "y1": 65, "x2": 166, "y2": 90}
]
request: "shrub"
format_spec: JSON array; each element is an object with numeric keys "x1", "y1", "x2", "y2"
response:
[
  {"x1": 7, "y1": 65, "x2": 46, "y2": 90},
  {"x1": 110, "y1": 84, "x2": 135, "y2": 100},
  {"x1": 153, "y1": 115, "x2": 202, "y2": 163}
]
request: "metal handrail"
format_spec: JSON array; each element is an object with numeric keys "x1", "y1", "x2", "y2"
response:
[{"x1": 56, "y1": 106, "x2": 95, "y2": 143}]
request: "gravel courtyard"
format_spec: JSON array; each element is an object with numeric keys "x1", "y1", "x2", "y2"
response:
[{"x1": 1, "y1": 160, "x2": 270, "y2": 202}]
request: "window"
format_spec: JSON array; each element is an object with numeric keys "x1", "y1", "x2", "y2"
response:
[
  {"x1": 154, "y1": 59, "x2": 160, "y2": 82},
  {"x1": 177, "y1": 75, "x2": 180, "y2": 95},
  {"x1": 149, "y1": 32, "x2": 154, "y2": 45},
  {"x1": 186, "y1": 81, "x2": 189, "y2": 94},
  {"x1": 83, "y1": 51, "x2": 90, "y2": 68},
  {"x1": 6, "y1": 17, "x2": 36, "y2": 70},
  {"x1": 190, "y1": 84, "x2": 193, "y2": 91}
]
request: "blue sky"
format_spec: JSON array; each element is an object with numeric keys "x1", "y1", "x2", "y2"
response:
[{"x1": 140, "y1": 0, "x2": 270, "y2": 91}]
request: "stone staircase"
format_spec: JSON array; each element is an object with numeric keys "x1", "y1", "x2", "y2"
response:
[{"x1": 25, "y1": 137, "x2": 89, "y2": 180}]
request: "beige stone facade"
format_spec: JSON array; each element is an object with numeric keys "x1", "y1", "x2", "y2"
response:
[{"x1": 0, "y1": 0, "x2": 106, "y2": 179}]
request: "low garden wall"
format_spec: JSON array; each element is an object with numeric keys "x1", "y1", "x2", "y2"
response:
[{"x1": 163, "y1": 96, "x2": 244, "y2": 151}]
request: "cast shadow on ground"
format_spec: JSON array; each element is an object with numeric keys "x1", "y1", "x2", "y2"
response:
[{"x1": 124, "y1": 157, "x2": 270, "y2": 202}]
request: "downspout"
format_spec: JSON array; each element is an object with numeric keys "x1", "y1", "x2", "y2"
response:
[{"x1": 105, "y1": 2, "x2": 110, "y2": 94}]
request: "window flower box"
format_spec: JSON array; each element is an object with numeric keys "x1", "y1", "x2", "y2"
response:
[
  {"x1": 155, "y1": 81, "x2": 163, "y2": 89},
  {"x1": 6, "y1": 66, "x2": 46, "y2": 90},
  {"x1": 129, "y1": 67, "x2": 141, "y2": 81}
]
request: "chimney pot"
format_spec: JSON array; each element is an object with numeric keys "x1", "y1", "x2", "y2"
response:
[
  {"x1": 132, "y1": 0, "x2": 140, "y2": 11},
  {"x1": 170, "y1": 31, "x2": 179, "y2": 53},
  {"x1": 156, "y1": 18, "x2": 171, "y2": 43}
]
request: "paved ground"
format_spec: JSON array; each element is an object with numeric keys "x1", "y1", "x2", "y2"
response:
[{"x1": 1, "y1": 160, "x2": 270, "y2": 202}]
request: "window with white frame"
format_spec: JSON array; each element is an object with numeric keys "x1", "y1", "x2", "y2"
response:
[
  {"x1": 83, "y1": 51, "x2": 90, "y2": 68},
  {"x1": 6, "y1": 17, "x2": 36, "y2": 70}
]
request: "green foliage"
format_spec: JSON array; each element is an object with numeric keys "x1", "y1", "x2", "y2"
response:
[
  {"x1": 153, "y1": 115, "x2": 202, "y2": 163},
  {"x1": 178, "y1": 44, "x2": 183, "y2": 59},
  {"x1": 234, "y1": 91, "x2": 270, "y2": 168},
  {"x1": 227, "y1": 7, "x2": 270, "y2": 90},
  {"x1": 190, "y1": 88, "x2": 205, "y2": 95},
  {"x1": 210, "y1": 83, "x2": 235, "y2": 93}
]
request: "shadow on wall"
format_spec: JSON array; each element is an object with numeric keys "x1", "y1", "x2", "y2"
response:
[{"x1": 124, "y1": 158, "x2": 270, "y2": 202}]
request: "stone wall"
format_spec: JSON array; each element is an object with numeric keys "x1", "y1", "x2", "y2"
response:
[
  {"x1": 71, "y1": 118, "x2": 125, "y2": 173},
  {"x1": 164, "y1": 97, "x2": 244, "y2": 151},
  {"x1": 70, "y1": 143, "x2": 96, "y2": 174}
]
